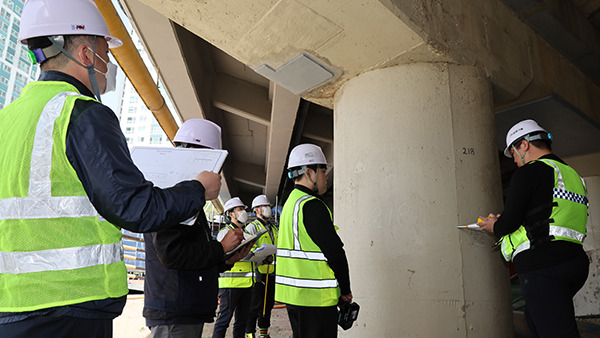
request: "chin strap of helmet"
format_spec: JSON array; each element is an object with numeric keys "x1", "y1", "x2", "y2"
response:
[
  {"x1": 48, "y1": 35, "x2": 103, "y2": 102},
  {"x1": 303, "y1": 166, "x2": 318, "y2": 192}
]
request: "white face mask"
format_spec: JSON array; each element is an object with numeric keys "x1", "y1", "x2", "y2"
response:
[
  {"x1": 261, "y1": 206, "x2": 272, "y2": 218},
  {"x1": 87, "y1": 47, "x2": 117, "y2": 94},
  {"x1": 236, "y1": 210, "x2": 248, "y2": 224}
]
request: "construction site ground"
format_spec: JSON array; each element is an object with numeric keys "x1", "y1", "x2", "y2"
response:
[{"x1": 114, "y1": 293, "x2": 293, "y2": 338}]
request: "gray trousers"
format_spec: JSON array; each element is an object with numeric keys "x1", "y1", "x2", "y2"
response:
[{"x1": 150, "y1": 323, "x2": 205, "y2": 338}]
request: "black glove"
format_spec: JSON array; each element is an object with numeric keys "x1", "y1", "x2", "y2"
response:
[{"x1": 262, "y1": 255, "x2": 274, "y2": 265}]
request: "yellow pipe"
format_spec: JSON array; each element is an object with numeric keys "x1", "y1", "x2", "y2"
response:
[
  {"x1": 95, "y1": 0, "x2": 178, "y2": 140},
  {"x1": 212, "y1": 199, "x2": 224, "y2": 215}
]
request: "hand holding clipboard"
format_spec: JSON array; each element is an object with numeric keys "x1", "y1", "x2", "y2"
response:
[{"x1": 223, "y1": 229, "x2": 267, "y2": 260}]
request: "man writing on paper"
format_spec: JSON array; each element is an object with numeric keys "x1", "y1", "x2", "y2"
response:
[
  {"x1": 245, "y1": 195, "x2": 278, "y2": 338},
  {"x1": 275, "y1": 144, "x2": 353, "y2": 337},
  {"x1": 478, "y1": 119, "x2": 589, "y2": 337},
  {"x1": 143, "y1": 119, "x2": 247, "y2": 338},
  {"x1": 0, "y1": 1, "x2": 223, "y2": 336}
]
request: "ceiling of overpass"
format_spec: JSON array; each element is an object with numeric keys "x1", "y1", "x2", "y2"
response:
[
  {"x1": 501, "y1": 0, "x2": 600, "y2": 86},
  {"x1": 495, "y1": 94, "x2": 600, "y2": 158},
  {"x1": 117, "y1": 0, "x2": 599, "y2": 207}
]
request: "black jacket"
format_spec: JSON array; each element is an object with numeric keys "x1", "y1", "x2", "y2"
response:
[
  {"x1": 1, "y1": 71, "x2": 206, "y2": 324},
  {"x1": 143, "y1": 214, "x2": 232, "y2": 326}
]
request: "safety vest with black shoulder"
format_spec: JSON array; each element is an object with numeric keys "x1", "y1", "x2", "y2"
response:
[
  {"x1": 275, "y1": 188, "x2": 340, "y2": 307},
  {"x1": 500, "y1": 159, "x2": 589, "y2": 262}
]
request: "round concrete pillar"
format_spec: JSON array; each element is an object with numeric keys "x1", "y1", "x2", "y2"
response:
[
  {"x1": 574, "y1": 175, "x2": 600, "y2": 316},
  {"x1": 334, "y1": 63, "x2": 513, "y2": 336}
]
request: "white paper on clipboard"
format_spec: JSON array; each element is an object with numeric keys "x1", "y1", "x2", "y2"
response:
[
  {"x1": 130, "y1": 146, "x2": 228, "y2": 225},
  {"x1": 130, "y1": 146, "x2": 228, "y2": 188}
]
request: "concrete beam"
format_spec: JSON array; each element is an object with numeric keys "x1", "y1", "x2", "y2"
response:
[
  {"x1": 264, "y1": 84, "x2": 299, "y2": 201},
  {"x1": 232, "y1": 161, "x2": 266, "y2": 188},
  {"x1": 121, "y1": 0, "x2": 205, "y2": 121},
  {"x1": 213, "y1": 73, "x2": 271, "y2": 125}
]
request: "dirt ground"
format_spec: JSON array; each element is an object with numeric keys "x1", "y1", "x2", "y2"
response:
[{"x1": 114, "y1": 294, "x2": 293, "y2": 338}]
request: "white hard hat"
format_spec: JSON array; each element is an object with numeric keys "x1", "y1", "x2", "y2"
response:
[
  {"x1": 19, "y1": 0, "x2": 123, "y2": 48},
  {"x1": 504, "y1": 119, "x2": 551, "y2": 157},
  {"x1": 251, "y1": 195, "x2": 271, "y2": 209},
  {"x1": 173, "y1": 119, "x2": 222, "y2": 150},
  {"x1": 287, "y1": 143, "x2": 330, "y2": 169},
  {"x1": 223, "y1": 197, "x2": 247, "y2": 214}
]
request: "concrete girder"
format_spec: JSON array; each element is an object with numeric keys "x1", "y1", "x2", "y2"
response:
[
  {"x1": 232, "y1": 161, "x2": 267, "y2": 189},
  {"x1": 213, "y1": 73, "x2": 271, "y2": 126},
  {"x1": 120, "y1": 0, "x2": 206, "y2": 122},
  {"x1": 264, "y1": 85, "x2": 300, "y2": 202}
]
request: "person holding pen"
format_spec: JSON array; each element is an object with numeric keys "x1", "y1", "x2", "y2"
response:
[
  {"x1": 478, "y1": 119, "x2": 589, "y2": 337},
  {"x1": 213, "y1": 197, "x2": 256, "y2": 338}
]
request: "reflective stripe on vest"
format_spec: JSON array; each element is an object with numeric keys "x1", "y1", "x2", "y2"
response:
[
  {"x1": 292, "y1": 195, "x2": 312, "y2": 250},
  {"x1": 512, "y1": 225, "x2": 586, "y2": 259},
  {"x1": 219, "y1": 272, "x2": 254, "y2": 278},
  {"x1": 0, "y1": 92, "x2": 99, "y2": 220},
  {"x1": 277, "y1": 248, "x2": 327, "y2": 261},
  {"x1": 275, "y1": 275, "x2": 338, "y2": 289},
  {"x1": 0, "y1": 242, "x2": 122, "y2": 274}
]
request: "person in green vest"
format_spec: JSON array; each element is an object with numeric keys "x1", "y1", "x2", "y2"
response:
[
  {"x1": 213, "y1": 197, "x2": 256, "y2": 338},
  {"x1": 479, "y1": 119, "x2": 589, "y2": 337},
  {"x1": 0, "y1": 0, "x2": 225, "y2": 337},
  {"x1": 275, "y1": 143, "x2": 353, "y2": 338},
  {"x1": 245, "y1": 194, "x2": 278, "y2": 338}
]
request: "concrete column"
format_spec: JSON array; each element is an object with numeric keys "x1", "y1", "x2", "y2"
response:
[
  {"x1": 334, "y1": 63, "x2": 513, "y2": 337},
  {"x1": 574, "y1": 175, "x2": 600, "y2": 316}
]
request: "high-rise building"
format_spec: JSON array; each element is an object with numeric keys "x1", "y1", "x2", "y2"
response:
[
  {"x1": 115, "y1": 29, "x2": 174, "y2": 148},
  {"x1": 0, "y1": 0, "x2": 39, "y2": 109}
]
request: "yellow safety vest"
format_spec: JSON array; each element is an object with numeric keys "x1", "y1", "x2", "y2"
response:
[
  {"x1": 500, "y1": 159, "x2": 588, "y2": 262},
  {"x1": 0, "y1": 82, "x2": 127, "y2": 312},
  {"x1": 218, "y1": 224, "x2": 254, "y2": 288},
  {"x1": 246, "y1": 219, "x2": 278, "y2": 274},
  {"x1": 275, "y1": 188, "x2": 340, "y2": 307}
]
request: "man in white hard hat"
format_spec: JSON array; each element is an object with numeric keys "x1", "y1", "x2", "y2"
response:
[
  {"x1": 275, "y1": 144, "x2": 353, "y2": 337},
  {"x1": 245, "y1": 195, "x2": 278, "y2": 338},
  {"x1": 478, "y1": 119, "x2": 589, "y2": 337},
  {"x1": 213, "y1": 197, "x2": 256, "y2": 338},
  {"x1": 0, "y1": 1, "x2": 225, "y2": 337},
  {"x1": 143, "y1": 119, "x2": 247, "y2": 338}
]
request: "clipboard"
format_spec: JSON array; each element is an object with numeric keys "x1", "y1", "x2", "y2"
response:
[
  {"x1": 223, "y1": 229, "x2": 267, "y2": 260},
  {"x1": 130, "y1": 146, "x2": 228, "y2": 188},
  {"x1": 245, "y1": 243, "x2": 277, "y2": 263}
]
